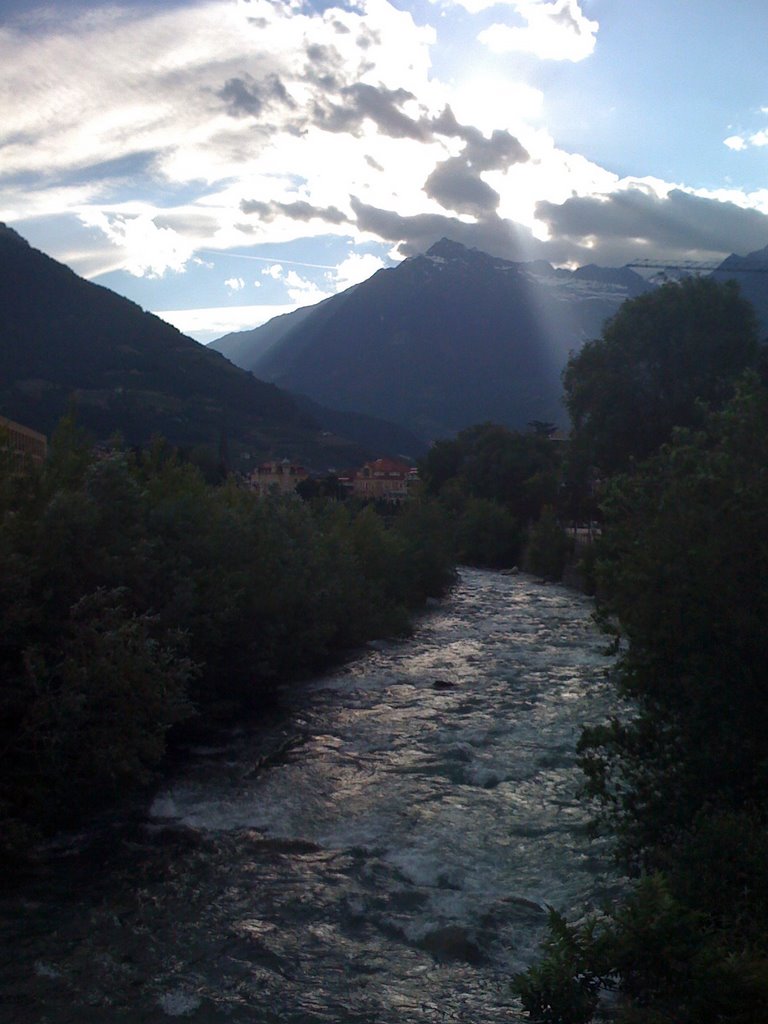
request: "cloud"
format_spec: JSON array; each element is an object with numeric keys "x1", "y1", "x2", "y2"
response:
[
  {"x1": 0, "y1": 0, "x2": 460, "y2": 274},
  {"x1": 350, "y1": 196, "x2": 534, "y2": 259},
  {"x1": 225, "y1": 276, "x2": 245, "y2": 291},
  {"x1": 476, "y1": 1, "x2": 599, "y2": 62},
  {"x1": 535, "y1": 186, "x2": 768, "y2": 264},
  {"x1": 313, "y1": 83, "x2": 431, "y2": 140},
  {"x1": 722, "y1": 116, "x2": 768, "y2": 153},
  {"x1": 240, "y1": 198, "x2": 349, "y2": 224},
  {"x1": 422, "y1": 121, "x2": 528, "y2": 215},
  {"x1": 263, "y1": 264, "x2": 284, "y2": 278},
  {"x1": 5, "y1": 0, "x2": 768, "y2": 305},
  {"x1": 424, "y1": 157, "x2": 501, "y2": 215},
  {"x1": 217, "y1": 72, "x2": 295, "y2": 117},
  {"x1": 283, "y1": 269, "x2": 332, "y2": 305},
  {"x1": 330, "y1": 251, "x2": 387, "y2": 289},
  {"x1": 78, "y1": 210, "x2": 195, "y2": 276}
]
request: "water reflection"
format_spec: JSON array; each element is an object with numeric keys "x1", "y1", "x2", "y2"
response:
[{"x1": 3, "y1": 569, "x2": 619, "y2": 1023}]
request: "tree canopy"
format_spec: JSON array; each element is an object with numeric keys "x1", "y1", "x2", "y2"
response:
[
  {"x1": 517, "y1": 280, "x2": 768, "y2": 1022},
  {"x1": 0, "y1": 422, "x2": 455, "y2": 857},
  {"x1": 563, "y1": 276, "x2": 760, "y2": 475}
]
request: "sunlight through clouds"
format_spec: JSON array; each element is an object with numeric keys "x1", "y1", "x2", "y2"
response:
[{"x1": 3, "y1": 0, "x2": 768, "y2": 334}]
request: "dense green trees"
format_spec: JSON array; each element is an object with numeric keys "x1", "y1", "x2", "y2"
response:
[
  {"x1": 516, "y1": 279, "x2": 768, "y2": 1022},
  {"x1": 564, "y1": 276, "x2": 759, "y2": 476},
  {"x1": 582, "y1": 377, "x2": 768, "y2": 863},
  {"x1": 0, "y1": 421, "x2": 454, "y2": 856},
  {"x1": 418, "y1": 422, "x2": 568, "y2": 573}
]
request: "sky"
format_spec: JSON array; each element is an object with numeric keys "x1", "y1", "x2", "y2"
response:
[{"x1": 2, "y1": 0, "x2": 768, "y2": 343}]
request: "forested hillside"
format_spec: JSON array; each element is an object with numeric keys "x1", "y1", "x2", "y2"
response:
[{"x1": 0, "y1": 224, "x2": 368, "y2": 470}]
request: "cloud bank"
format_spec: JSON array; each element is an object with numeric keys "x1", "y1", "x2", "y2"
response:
[{"x1": 1, "y1": 0, "x2": 767, "y2": 313}]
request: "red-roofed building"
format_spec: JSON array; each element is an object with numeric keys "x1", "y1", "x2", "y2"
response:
[{"x1": 352, "y1": 458, "x2": 418, "y2": 502}]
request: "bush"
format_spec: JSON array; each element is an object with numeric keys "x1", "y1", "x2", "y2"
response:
[
  {"x1": 513, "y1": 908, "x2": 606, "y2": 1024},
  {"x1": 522, "y1": 506, "x2": 573, "y2": 580},
  {"x1": 455, "y1": 497, "x2": 522, "y2": 567}
]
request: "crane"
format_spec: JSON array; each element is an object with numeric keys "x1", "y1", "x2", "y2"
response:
[{"x1": 626, "y1": 257, "x2": 768, "y2": 274}]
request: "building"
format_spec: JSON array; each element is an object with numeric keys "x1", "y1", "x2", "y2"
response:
[
  {"x1": 0, "y1": 415, "x2": 47, "y2": 463},
  {"x1": 247, "y1": 458, "x2": 308, "y2": 497},
  {"x1": 351, "y1": 458, "x2": 418, "y2": 502}
]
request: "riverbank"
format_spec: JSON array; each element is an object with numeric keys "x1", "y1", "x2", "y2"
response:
[{"x1": 2, "y1": 570, "x2": 620, "y2": 1024}]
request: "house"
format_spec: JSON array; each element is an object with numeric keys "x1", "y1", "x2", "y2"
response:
[
  {"x1": 247, "y1": 458, "x2": 308, "y2": 497},
  {"x1": 351, "y1": 458, "x2": 418, "y2": 502},
  {"x1": 0, "y1": 415, "x2": 47, "y2": 463}
]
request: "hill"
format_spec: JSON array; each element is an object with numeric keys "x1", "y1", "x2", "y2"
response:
[
  {"x1": 212, "y1": 238, "x2": 653, "y2": 441},
  {"x1": 0, "y1": 224, "x2": 376, "y2": 469}
]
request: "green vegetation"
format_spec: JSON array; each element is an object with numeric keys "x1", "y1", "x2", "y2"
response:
[
  {"x1": 0, "y1": 418, "x2": 454, "y2": 858},
  {"x1": 563, "y1": 275, "x2": 759, "y2": 477},
  {"x1": 514, "y1": 277, "x2": 768, "y2": 1022},
  {"x1": 418, "y1": 421, "x2": 571, "y2": 576}
]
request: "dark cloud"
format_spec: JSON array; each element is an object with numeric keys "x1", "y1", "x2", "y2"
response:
[
  {"x1": 424, "y1": 157, "x2": 500, "y2": 216},
  {"x1": 350, "y1": 197, "x2": 533, "y2": 260},
  {"x1": 422, "y1": 108, "x2": 527, "y2": 217},
  {"x1": 464, "y1": 129, "x2": 529, "y2": 172},
  {"x1": 306, "y1": 43, "x2": 336, "y2": 64},
  {"x1": 218, "y1": 72, "x2": 295, "y2": 118},
  {"x1": 240, "y1": 198, "x2": 348, "y2": 225},
  {"x1": 314, "y1": 83, "x2": 429, "y2": 140},
  {"x1": 536, "y1": 187, "x2": 768, "y2": 263},
  {"x1": 432, "y1": 106, "x2": 529, "y2": 170},
  {"x1": 302, "y1": 40, "x2": 346, "y2": 89},
  {"x1": 308, "y1": 90, "x2": 530, "y2": 155}
]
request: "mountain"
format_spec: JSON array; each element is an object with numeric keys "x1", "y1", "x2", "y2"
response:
[
  {"x1": 211, "y1": 238, "x2": 652, "y2": 441},
  {"x1": 212, "y1": 301, "x2": 321, "y2": 369},
  {"x1": 712, "y1": 244, "x2": 768, "y2": 332},
  {"x1": 0, "y1": 224, "x2": 379, "y2": 469}
]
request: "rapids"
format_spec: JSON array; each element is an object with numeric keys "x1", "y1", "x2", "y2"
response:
[{"x1": 2, "y1": 568, "x2": 621, "y2": 1023}]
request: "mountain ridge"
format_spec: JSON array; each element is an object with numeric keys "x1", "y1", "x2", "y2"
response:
[
  {"x1": 211, "y1": 238, "x2": 654, "y2": 441},
  {"x1": 0, "y1": 224, "x2": 383, "y2": 469}
]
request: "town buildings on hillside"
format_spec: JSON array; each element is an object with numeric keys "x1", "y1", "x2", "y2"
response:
[
  {"x1": 247, "y1": 459, "x2": 309, "y2": 497},
  {"x1": 350, "y1": 458, "x2": 418, "y2": 502},
  {"x1": 247, "y1": 455, "x2": 418, "y2": 502},
  {"x1": 0, "y1": 416, "x2": 48, "y2": 463}
]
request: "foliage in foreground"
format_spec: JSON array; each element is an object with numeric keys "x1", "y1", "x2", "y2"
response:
[
  {"x1": 515, "y1": 380, "x2": 768, "y2": 1022},
  {"x1": 0, "y1": 419, "x2": 455, "y2": 855}
]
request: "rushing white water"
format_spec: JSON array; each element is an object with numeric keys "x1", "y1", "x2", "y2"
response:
[{"x1": 3, "y1": 568, "x2": 620, "y2": 1023}]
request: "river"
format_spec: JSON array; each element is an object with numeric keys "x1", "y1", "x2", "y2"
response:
[{"x1": 2, "y1": 568, "x2": 621, "y2": 1023}]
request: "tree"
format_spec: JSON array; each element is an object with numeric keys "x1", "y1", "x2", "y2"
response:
[
  {"x1": 564, "y1": 276, "x2": 760, "y2": 475},
  {"x1": 581, "y1": 375, "x2": 768, "y2": 860},
  {"x1": 419, "y1": 422, "x2": 561, "y2": 523},
  {"x1": 517, "y1": 376, "x2": 768, "y2": 1024}
]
